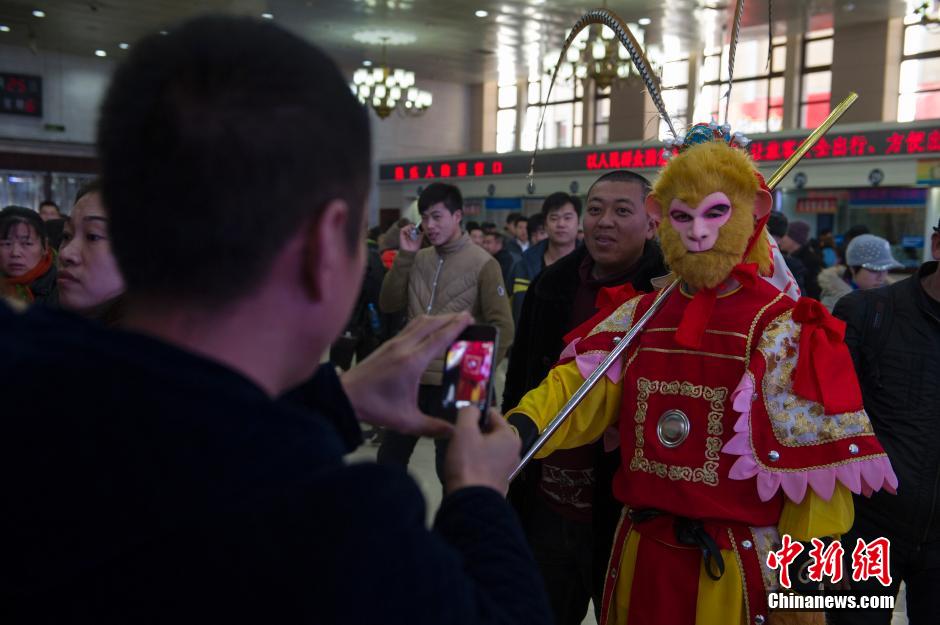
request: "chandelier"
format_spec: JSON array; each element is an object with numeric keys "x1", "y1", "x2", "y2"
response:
[
  {"x1": 543, "y1": 22, "x2": 658, "y2": 90},
  {"x1": 351, "y1": 42, "x2": 433, "y2": 119}
]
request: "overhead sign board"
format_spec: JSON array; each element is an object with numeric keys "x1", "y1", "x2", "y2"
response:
[
  {"x1": 0, "y1": 72, "x2": 42, "y2": 117},
  {"x1": 379, "y1": 126, "x2": 940, "y2": 182}
]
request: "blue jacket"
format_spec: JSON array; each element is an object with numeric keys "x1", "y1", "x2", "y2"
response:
[{"x1": 0, "y1": 303, "x2": 551, "y2": 625}]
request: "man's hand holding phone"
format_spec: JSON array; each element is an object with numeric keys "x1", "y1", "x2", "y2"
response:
[
  {"x1": 340, "y1": 313, "x2": 470, "y2": 438},
  {"x1": 399, "y1": 225, "x2": 422, "y2": 253},
  {"x1": 443, "y1": 406, "x2": 520, "y2": 497}
]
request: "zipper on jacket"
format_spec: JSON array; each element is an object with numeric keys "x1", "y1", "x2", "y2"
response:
[{"x1": 425, "y1": 257, "x2": 444, "y2": 314}]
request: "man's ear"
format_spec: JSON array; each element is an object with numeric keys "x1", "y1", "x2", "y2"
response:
[
  {"x1": 644, "y1": 194, "x2": 663, "y2": 229},
  {"x1": 303, "y1": 199, "x2": 350, "y2": 302},
  {"x1": 753, "y1": 188, "x2": 773, "y2": 220}
]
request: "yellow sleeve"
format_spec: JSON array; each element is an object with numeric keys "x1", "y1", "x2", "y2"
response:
[
  {"x1": 777, "y1": 483, "x2": 855, "y2": 541},
  {"x1": 506, "y1": 359, "x2": 622, "y2": 458}
]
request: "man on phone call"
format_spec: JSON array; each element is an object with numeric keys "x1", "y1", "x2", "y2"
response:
[{"x1": 379, "y1": 182, "x2": 514, "y2": 483}]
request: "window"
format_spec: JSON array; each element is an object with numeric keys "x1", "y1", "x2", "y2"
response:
[
  {"x1": 595, "y1": 85, "x2": 610, "y2": 144},
  {"x1": 496, "y1": 81, "x2": 517, "y2": 154},
  {"x1": 659, "y1": 57, "x2": 690, "y2": 139},
  {"x1": 898, "y1": 11, "x2": 940, "y2": 122},
  {"x1": 799, "y1": 29, "x2": 833, "y2": 128},
  {"x1": 520, "y1": 75, "x2": 584, "y2": 151},
  {"x1": 695, "y1": 31, "x2": 786, "y2": 133}
]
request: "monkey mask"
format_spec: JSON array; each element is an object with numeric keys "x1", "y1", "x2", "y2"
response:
[{"x1": 644, "y1": 123, "x2": 774, "y2": 348}]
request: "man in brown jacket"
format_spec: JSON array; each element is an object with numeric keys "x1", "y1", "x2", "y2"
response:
[{"x1": 379, "y1": 182, "x2": 514, "y2": 482}]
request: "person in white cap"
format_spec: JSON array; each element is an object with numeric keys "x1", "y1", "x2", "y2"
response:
[{"x1": 818, "y1": 233, "x2": 903, "y2": 311}]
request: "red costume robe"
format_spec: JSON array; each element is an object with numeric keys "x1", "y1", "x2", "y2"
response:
[{"x1": 508, "y1": 274, "x2": 897, "y2": 625}]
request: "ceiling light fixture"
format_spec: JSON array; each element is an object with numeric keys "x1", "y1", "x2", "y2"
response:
[
  {"x1": 0, "y1": 25, "x2": 10, "y2": 33},
  {"x1": 475, "y1": 10, "x2": 489, "y2": 18},
  {"x1": 261, "y1": 12, "x2": 274, "y2": 19},
  {"x1": 351, "y1": 38, "x2": 432, "y2": 119},
  {"x1": 159, "y1": 30, "x2": 168, "y2": 36},
  {"x1": 638, "y1": 17, "x2": 651, "y2": 25},
  {"x1": 32, "y1": 9, "x2": 46, "y2": 18},
  {"x1": 543, "y1": 17, "x2": 659, "y2": 90},
  {"x1": 119, "y1": 42, "x2": 129, "y2": 50},
  {"x1": 363, "y1": 60, "x2": 373, "y2": 66},
  {"x1": 95, "y1": 49, "x2": 107, "y2": 57}
]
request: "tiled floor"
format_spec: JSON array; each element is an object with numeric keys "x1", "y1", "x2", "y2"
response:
[{"x1": 346, "y1": 434, "x2": 908, "y2": 625}]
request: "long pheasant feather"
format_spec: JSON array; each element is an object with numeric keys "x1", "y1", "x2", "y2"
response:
[
  {"x1": 529, "y1": 8, "x2": 675, "y2": 185},
  {"x1": 724, "y1": 0, "x2": 745, "y2": 125},
  {"x1": 767, "y1": 0, "x2": 774, "y2": 70}
]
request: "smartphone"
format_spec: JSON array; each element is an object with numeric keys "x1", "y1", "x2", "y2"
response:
[
  {"x1": 409, "y1": 226, "x2": 420, "y2": 241},
  {"x1": 441, "y1": 325, "x2": 498, "y2": 429}
]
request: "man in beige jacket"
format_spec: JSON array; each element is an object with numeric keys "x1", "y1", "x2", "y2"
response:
[{"x1": 378, "y1": 182, "x2": 514, "y2": 483}]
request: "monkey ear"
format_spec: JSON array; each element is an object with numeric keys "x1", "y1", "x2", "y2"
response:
[
  {"x1": 645, "y1": 194, "x2": 663, "y2": 228},
  {"x1": 753, "y1": 188, "x2": 772, "y2": 220}
]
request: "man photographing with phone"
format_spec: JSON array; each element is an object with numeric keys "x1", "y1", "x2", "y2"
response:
[
  {"x1": 2, "y1": 16, "x2": 548, "y2": 624},
  {"x1": 379, "y1": 182, "x2": 514, "y2": 481}
]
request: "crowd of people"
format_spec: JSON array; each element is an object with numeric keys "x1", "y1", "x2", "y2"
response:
[{"x1": 2, "y1": 13, "x2": 940, "y2": 625}]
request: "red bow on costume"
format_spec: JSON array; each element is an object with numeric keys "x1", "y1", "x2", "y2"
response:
[
  {"x1": 791, "y1": 298, "x2": 862, "y2": 414},
  {"x1": 675, "y1": 263, "x2": 759, "y2": 349},
  {"x1": 562, "y1": 282, "x2": 639, "y2": 345}
]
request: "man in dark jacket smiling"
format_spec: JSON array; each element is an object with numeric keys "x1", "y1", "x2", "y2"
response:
[
  {"x1": 503, "y1": 170, "x2": 666, "y2": 625},
  {"x1": 830, "y1": 220, "x2": 940, "y2": 624},
  {"x1": 1, "y1": 16, "x2": 549, "y2": 625}
]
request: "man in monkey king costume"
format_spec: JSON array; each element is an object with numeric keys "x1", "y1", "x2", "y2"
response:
[{"x1": 506, "y1": 124, "x2": 897, "y2": 625}]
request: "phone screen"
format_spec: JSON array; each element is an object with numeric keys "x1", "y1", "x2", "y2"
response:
[{"x1": 441, "y1": 326, "x2": 497, "y2": 426}]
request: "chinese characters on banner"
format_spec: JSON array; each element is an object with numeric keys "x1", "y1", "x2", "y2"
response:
[
  {"x1": 392, "y1": 160, "x2": 506, "y2": 181},
  {"x1": 747, "y1": 130, "x2": 940, "y2": 162},
  {"x1": 766, "y1": 534, "x2": 892, "y2": 589},
  {"x1": 379, "y1": 127, "x2": 940, "y2": 182},
  {"x1": 0, "y1": 73, "x2": 42, "y2": 118}
]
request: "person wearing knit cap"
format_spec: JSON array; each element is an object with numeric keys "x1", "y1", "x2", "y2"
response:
[
  {"x1": 780, "y1": 220, "x2": 824, "y2": 300},
  {"x1": 819, "y1": 234, "x2": 903, "y2": 311}
]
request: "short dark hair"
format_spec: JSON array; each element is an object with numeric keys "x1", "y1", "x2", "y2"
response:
[
  {"x1": 766, "y1": 211, "x2": 789, "y2": 238},
  {"x1": 483, "y1": 231, "x2": 503, "y2": 246},
  {"x1": 75, "y1": 179, "x2": 102, "y2": 205},
  {"x1": 481, "y1": 221, "x2": 497, "y2": 234},
  {"x1": 98, "y1": 16, "x2": 370, "y2": 306},
  {"x1": 505, "y1": 212, "x2": 521, "y2": 225},
  {"x1": 38, "y1": 200, "x2": 60, "y2": 213},
  {"x1": 587, "y1": 170, "x2": 652, "y2": 199},
  {"x1": 541, "y1": 192, "x2": 582, "y2": 218},
  {"x1": 526, "y1": 214, "x2": 545, "y2": 239},
  {"x1": 465, "y1": 220, "x2": 482, "y2": 233},
  {"x1": 515, "y1": 215, "x2": 528, "y2": 225},
  {"x1": 1, "y1": 205, "x2": 47, "y2": 248},
  {"x1": 418, "y1": 182, "x2": 462, "y2": 214}
]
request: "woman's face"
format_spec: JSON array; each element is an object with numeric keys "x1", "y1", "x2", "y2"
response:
[
  {"x1": 852, "y1": 267, "x2": 888, "y2": 290},
  {"x1": 57, "y1": 192, "x2": 126, "y2": 311},
  {"x1": 0, "y1": 222, "x2": 44, "y2": 277}
]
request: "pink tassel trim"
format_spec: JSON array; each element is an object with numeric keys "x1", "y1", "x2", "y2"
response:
[
  {"x1": 722, "y1": 374, "x2": 898, "y2": 503},
  {"x1": 559, "y1": 338, "x2": 623, "y2": 383}
]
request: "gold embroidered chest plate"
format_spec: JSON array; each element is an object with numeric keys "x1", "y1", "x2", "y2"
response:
[{"x1": 630, "y1": 378, "x2": 728, "y2": 486}]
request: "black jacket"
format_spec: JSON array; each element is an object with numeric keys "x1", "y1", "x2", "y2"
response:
[
  {"x1": 834, "y1": 262, "x2": 940, "y2": 545},
  {"x1": 503, "y1": 241, "x2": 666, "y2": 411},
  {"x1": 0, "y1": 303, "x2": 551, "y2": 624}
]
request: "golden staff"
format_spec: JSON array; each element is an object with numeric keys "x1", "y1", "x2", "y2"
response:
[{"x1": 512, "y1": 92, "x2": 860, "y2": 480}]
